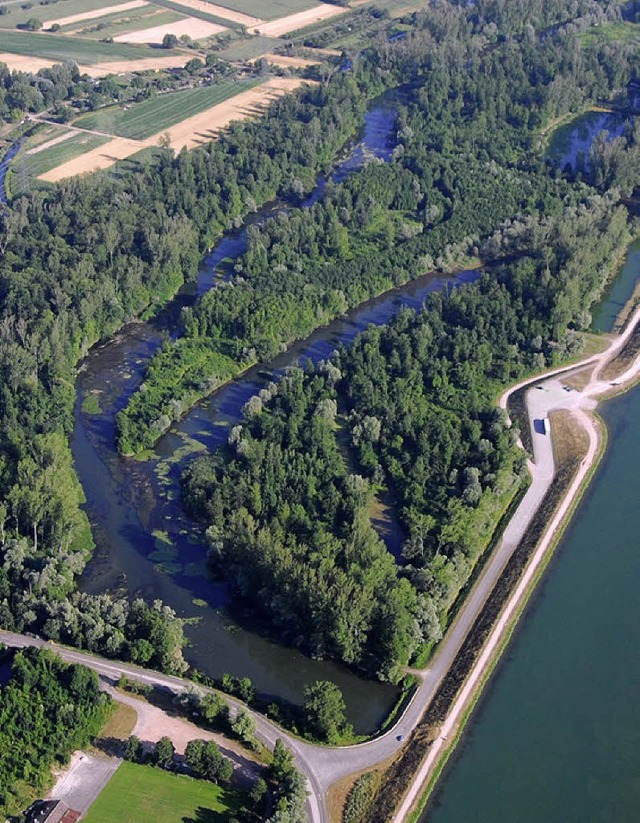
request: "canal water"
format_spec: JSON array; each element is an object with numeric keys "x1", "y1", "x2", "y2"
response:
[
  {"x1": 426, "y1": 384, "x2": 640, "y2": 823},
  {"x1": 423, "y1": 117, "x2": 640, "y2": 821},
  {"x1": 592, "y1": 238, "x2": 640, "y2": 332},
  {"x1": 74, "y1": 86, "x2": 472, "y2": 732}
]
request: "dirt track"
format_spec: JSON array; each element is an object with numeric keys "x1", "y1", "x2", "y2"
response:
[
  {"x1": 254, "y1": 3, "x2": 348, "y2": 36},
  {"x1": 106, "y1": 686, "x2": 261, "y2": 786}
]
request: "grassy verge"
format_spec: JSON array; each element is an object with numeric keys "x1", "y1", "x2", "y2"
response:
[
  {"x1": 97, "y1": 701, "x2": 138, "y2": 744},
  {"x1": 601, "y1": 319, "x2": 640, "y2": 381},
  {"x1": 507, "y1": 384, "x2": 534, "y2": 456}
]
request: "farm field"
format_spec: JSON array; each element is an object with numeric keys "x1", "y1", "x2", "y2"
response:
[
  {"x1": 0, "y1": 0, "x2": 144, "y2": 28},
  {"x1": 62, "y1": 8, "x2": 185, "y2": 41},
  {"x1": 0, "y1": 29, "x2": 175, "y2": 63},
  {"x1": 255, "y1": 4, "x2": 349, "y2": 37},
  {"x1": 74, "y1": 79, "x2": 261, "y2": 139},
  {"x1": 164, "y1": 0, "x2": 262, "y2": 27},
  {"x1": 79, "y1": 55, "x2": 194, "y2": 76},
  {"x1": 113, "y1": 16, "x2": 226, "y2": 43},
  {"x1": 260, "y1": 53, "x2": 320, "y2": 68},
  {"x1": 218, "y1": 35, "x2": 281, "y2": 61},
  {"x1": 13, "y1": 132, "x2": 111, "y2": 192},
  {"x1": 50, "y1": 1, "x2": 151, "y2": 29},
  {"x1": 353, "y1": 0, "x2": 424, "y2": 11},
  {"x1": 39, "y1": 75, "x2": 306, "y2": 181},
  {"x1": 206, "y1": 0, "x2": 318, "y2": 21},
  {"x1": 82, "y1": 761, "x2": 241, "y2": 823}
]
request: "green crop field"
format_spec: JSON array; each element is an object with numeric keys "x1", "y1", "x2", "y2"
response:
[
  {"x1": 74, "y1": 78, "x2": 261, "y2": 139},
  {"x1": 0, "y1": 0, "x2": 145, "y2": 28},
  {"x1": 211, "y1": 0, "x2": 318, "y2": 22},
  {"x1": 82, "y1": 761, "x2": 241, "y2": 823},
  {"x1": 10, "y1": 132, "x2": 111, "y2": 194},
  {"x1": 58, "y1": 7, "x2": 182, "y2": 40},
  {"x1": 68, "y1": 10, "x2": 185, "y2": 41},
  {"x1": 219, "y1": 35, "x2": 280, "y2": 60},
  {"x1": 153, "y1": 0, "x2": 242, "y2": 30},
  {"x1": 357, "y1": 0, "x2": 424, "y2": 13},
  {"x1": 0, "y1": 30, "x2": 174, "y2": 63}
]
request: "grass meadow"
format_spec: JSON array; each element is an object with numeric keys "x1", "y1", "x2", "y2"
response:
[
  {"x1": 82, "y1": 761, "x2": 241, "y2": 823},
  {"x1": 11, "y1": 133, "x2": 111, "y2": 193}
]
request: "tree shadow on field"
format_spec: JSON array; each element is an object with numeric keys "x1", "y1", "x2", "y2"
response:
[
  {"x1": 182, "y1": 806, "x2": 229, "y2": 822},
  {"x1": 93, "y1": 735, "x2": 124, "y2": 757}
]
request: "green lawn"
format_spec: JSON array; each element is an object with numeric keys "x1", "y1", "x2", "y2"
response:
[
  {"x1": 73, "y1": 78, "x2": 261, "y2": 139},
  {"x1": 209, "y1": 0, "x2": 317, "y2": 21},
  {"x1": 0, "y1": 30, "x2": 174, "y2": 63},
  {"x1": 83, "y1": 761, "x2": 241, "y2": 823}
]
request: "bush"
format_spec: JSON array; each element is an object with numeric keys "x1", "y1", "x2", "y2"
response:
[{"x1": 344, "y1": 773, "x2": 378, "y2": 823}]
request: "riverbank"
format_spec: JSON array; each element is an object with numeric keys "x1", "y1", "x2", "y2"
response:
[{"x1": 384, "y1": 305, "x2": 640, "y2": 821}]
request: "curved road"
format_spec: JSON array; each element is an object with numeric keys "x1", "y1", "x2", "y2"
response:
[{"x1": 2, "y1": 307, "x2": 640, "y2": 822}]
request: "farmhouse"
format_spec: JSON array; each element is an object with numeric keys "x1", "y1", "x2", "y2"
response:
[{"x1": 25, "y1": 799, "x2": 81, "y2": 823}]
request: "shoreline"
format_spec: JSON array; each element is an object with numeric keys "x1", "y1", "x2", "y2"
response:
[{"x1": 394, "y1": 306, "x2": 640, "y2": 822}]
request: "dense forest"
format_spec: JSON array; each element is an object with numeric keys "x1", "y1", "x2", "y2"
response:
[
  {"x1": 117, "y1": 0, "x2": 640, "y2": 454},
  {"x1": 0, "y1": 646, "x2": 112, "y2": 817},
  {"x1": 0, "y1": 67, "x2": 379, "y2": 658},
  {"x1": 0, "y1": 0, "x2": 637, "y2": 700},
  {"x1": 183, "y1": 197, "x2": 631, "y2": 680}
]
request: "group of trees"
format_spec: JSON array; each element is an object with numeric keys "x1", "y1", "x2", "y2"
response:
[
  {"x1": 187, "y1": 670, "x2": 350, "y2": 744},
  {"x1": 117, "y1": 0, "x2": 640, "y2": 454},
  {"x1": 102, "y1": 2, "x2": 633, "y2": 680},
  {"x1": 0, "y1": 0, "x2": 636, "y2": 778},
  {"x1": 0, "y1": 540, "x2": 190, "y2": 673},
  {"x1": 0, "y1": 66, "x2": 381, "y2": 656},
  {"x1": 124, "y1": 732, "x2": 234, "y2": 783},
  {"x1": 0, "y1": 647, "x2": 112, "y2": 817},
  {"x1": 183, "y1": 193, "x2": 632, "y2": 679}
]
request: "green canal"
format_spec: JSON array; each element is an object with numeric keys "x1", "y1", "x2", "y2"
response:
[{"x1": 424, "y1": 248, "x2": 640, "y2": 821}]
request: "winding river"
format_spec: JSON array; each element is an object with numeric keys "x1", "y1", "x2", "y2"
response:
[
  {"x1": 73, "y1": 94, "x2": 636, "y2": 737},
  {"x1": 73, "y1": 87, "x2": 481, "y2": 732},
  {"x1": 423, "y1": 120, "x2": 640, "y2": 820}
]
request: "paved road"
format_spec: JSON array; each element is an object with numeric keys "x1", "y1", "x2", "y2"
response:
[{"x1": 0, "y1": 630, "x2": 326, "y2": 823}]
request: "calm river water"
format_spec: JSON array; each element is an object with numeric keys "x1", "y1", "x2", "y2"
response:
[
  {"x1": 424, "y1": 186, "x2": 640, "y2": 818},
  {"x1": 74, "y1": 87, "x2": 480, "y2": 732}
]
